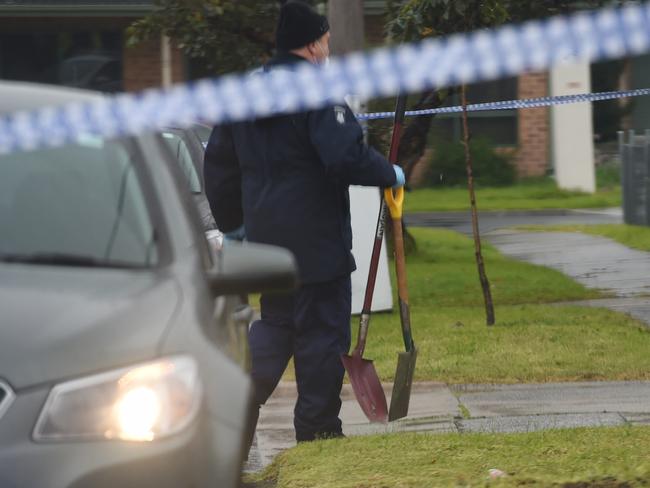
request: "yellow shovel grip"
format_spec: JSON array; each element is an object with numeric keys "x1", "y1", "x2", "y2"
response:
[{"x1": 384, "y1": 186, "x2": 404, "y2": 219}]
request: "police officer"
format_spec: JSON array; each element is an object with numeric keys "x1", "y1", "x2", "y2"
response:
[{"x1": 204, "y1": 0, "x2": 405, "y2": 447}]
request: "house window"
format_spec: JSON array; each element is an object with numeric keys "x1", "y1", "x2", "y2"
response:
[
  {"x1": 0, "y1": 31, "x2": 123, "y2": 92},
  {"x1": 430, "y1": 77, "x2": 519, "y2": 146}
]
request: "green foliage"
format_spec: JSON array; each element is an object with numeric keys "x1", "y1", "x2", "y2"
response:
[
  {"x1": 129, "y1": 0, "x2": 612, "y2": 78},
  {"x1": 596, "y1": 161, "x2": 621, "y2": 188},
  {"x1": 506, "y1": 0, "x2": 608, "y2": 22},
  {"x1": 429, "y1": 136, "x2": 516, "y2": 187},
  {"x1": 387, "y1": 0, "x2": 606, "y2": 41},
  {"x1": 128, "y1": 0, "x2": 281, "y2": 75},
  {"x1": 388, "y1": 0, "x2": 508, "y2": 41}
]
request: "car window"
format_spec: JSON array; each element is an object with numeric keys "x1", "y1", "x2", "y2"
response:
[
  {"x1": 0, "y1": 136, "x2": 158, "y2": 267},
  {"x1": 161, "y1": 131, "x2": 202, "y2": 193},
  {"x1": 192, "y1": 124, "x2": 212, "y2": 147}
]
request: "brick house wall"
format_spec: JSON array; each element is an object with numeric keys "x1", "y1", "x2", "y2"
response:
[
  {"x1": 517, "y1": 72, "x2": 550, "y2": 177},
  {"x1": 123, "y1": 37, "x2": 185, "y2": 91}
]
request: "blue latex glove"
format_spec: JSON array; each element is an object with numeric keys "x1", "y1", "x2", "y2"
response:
[
  {"x1": 224, "y1": 224, "x2": 246, "y2": 242},
  {"x1": 392, "y1": 165, "x2": 406, "y2": 189}
]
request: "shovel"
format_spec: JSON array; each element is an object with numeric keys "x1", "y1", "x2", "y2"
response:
[
  {"x1": 385, "y1": 185, "x2": 417, "y2": 422},
  {"x1": 341, "y1": 93, "x2": 408, "y2": 424}
]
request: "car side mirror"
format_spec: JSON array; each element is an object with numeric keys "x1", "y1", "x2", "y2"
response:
[{"x1": 207, "y1": 241, "x2": 298, "y2": 296}]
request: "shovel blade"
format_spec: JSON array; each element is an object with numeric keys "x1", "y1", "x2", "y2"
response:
[
  {"x1": 341, "y1": 353, "x2": 388, "y2": 423},
  {"x1": 388, "y1": 347, "x2": 417, "y2": 422}
]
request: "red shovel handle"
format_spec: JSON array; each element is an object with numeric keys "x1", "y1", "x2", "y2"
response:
[{"x1": 354, "y1": 93, "x2": 408, "y2": 356}]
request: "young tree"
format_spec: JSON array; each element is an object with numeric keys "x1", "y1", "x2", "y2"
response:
[
  {"x1": 386, "y1": 0, "x2": 606, "y2": 325},
  {"x1": 386, "y1": 0, "x2": 509, "y2": 326}
]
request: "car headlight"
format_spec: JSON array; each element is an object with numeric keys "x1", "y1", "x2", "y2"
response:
[{"x1": 34, "y1": 356, "x2": 202, "y2": 442}]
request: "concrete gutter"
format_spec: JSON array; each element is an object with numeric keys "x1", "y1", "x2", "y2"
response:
[{"x1": 245, "y1": 380, "x2": 650, "y2": 472}]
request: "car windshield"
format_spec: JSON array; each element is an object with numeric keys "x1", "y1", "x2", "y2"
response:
[{"x1": 0, "y1": 135, "x2": 159, "y2": 268}]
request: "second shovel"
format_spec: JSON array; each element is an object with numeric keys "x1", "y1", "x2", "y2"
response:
[
  {"x1": 341, "y1": 93, "x2": 408, "y2": 423},
  {"x1": 385, "y1": 186, "x2": 417, "y2": 422}
]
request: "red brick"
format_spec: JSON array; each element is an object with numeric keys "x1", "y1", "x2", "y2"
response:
[
  {"x1": 516, "y1": 72, "x2": 549, "y2": 177},
  {"x1": 123, "y1": 38, "x2": 186, "y2": 92}
]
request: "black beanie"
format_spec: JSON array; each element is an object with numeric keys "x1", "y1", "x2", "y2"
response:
[{"x1": 276, "y1": 1, "x2": 330, "y2": 51}]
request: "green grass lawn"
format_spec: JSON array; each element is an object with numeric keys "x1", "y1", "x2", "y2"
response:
[
  {"x1": 364, "y1": 303, "x2": 650, "y2": 384},
  {"x1": 405, "y1": 180, "x2": 621, "y2": 213},
  {"x1": 518, "y1": 224, "x2": 650, "y2": 252},
  {"x1": 397, "y1": 226, "x2": 603, "y2": 308},
  {"x1": 253, "y1": 426, "x2": 650, "y2": 487},
  {"x1": 248, "y1": 228, "x2": 650, "y2": 487},
  {"x1": 278, "y1": 228, "x2": 650, "y2": 384}
]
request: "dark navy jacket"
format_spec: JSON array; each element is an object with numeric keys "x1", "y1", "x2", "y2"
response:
[{"x1": 204, "y1": 53, "x2": 396, "y2": 284}]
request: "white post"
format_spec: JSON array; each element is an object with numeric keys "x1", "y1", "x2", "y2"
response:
[
  {"x1": 348, "y1": 91, "x2": 392, "y2": 312},
  {"x1": 349, "y1": 187, "x2": 393, "y2": 313},
  {"x1": 550, "y1": 62, "x2": 596, "y2": 193}
]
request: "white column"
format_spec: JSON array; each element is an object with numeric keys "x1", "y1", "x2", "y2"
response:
[
  {"x1": 348, "y1": 95, "x2": 393, "y2": 313},
  {"x1": 550, "y1": 62, "x2": 596, "y2": 193},
  {"x1": 350, "y1": 187, "x2": 393, "y2": 313}
]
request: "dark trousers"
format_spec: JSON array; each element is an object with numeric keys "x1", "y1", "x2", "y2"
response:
[{"x1": 248, "y1": 275, "x2": 352, "y2": 442}]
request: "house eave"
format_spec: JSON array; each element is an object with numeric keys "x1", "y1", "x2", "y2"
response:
[{"x1": 0, "y1": 4, "x2": 154, "y2": 17}]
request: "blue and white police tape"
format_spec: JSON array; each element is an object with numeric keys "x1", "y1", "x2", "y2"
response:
[
  {"x1": 2, "y1": 2, "x2": 650, "y2": 155},
  {"x1": 358, "y1": 87, "x2": 650, "y2": 121}
]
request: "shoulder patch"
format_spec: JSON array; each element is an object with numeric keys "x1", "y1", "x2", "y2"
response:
[{"x1": 334, "y1": 106, "x2": 346, "y2": 125}]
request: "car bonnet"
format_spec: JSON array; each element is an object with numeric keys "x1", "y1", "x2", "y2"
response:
[{"x1": 0, "y1": 264, "x2": 181, "y2": 389}]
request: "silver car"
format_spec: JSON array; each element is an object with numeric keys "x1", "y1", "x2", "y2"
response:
[
  {"x1": 159, "y1": 124, "x2": 217, "y2": 233},
  {"x1": 0, "y1": 82, "x2": 296, "y2": 487}
]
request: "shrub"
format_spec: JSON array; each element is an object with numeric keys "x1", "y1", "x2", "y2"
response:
[
  {"x1": 428, "y1": 137, "x2": 516, "y2": 187},
  {"x1": 596, "y1": 162, "x2": 621, "y2": 189}
]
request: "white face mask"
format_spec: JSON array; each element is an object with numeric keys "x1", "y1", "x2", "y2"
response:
[{"x1": 316, "y1": 41, "x2": 330, "y2": 67}]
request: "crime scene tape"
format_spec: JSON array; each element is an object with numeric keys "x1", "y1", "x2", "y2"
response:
[
  {"x1": 1, "y1": 2, "x2": 650, "y2": 155},
  {"x1": 358, "y1": 87, "x2": 650, "y2": 121}
]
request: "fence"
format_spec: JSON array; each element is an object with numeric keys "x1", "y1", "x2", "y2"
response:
[{"x1": 619, "y1": 129, "x2": 650, "y2": 225}]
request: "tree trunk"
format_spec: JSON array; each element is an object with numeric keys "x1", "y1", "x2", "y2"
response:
[
  {"x1": 461, "y1": 85, "x2": 495, "y2": 326},
  {"x1": 327, "y1": 0, "x2": 364, "y2": 56},
  {"x1": 397, "y1": 89, "x2": 449, "y2": 182}
]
